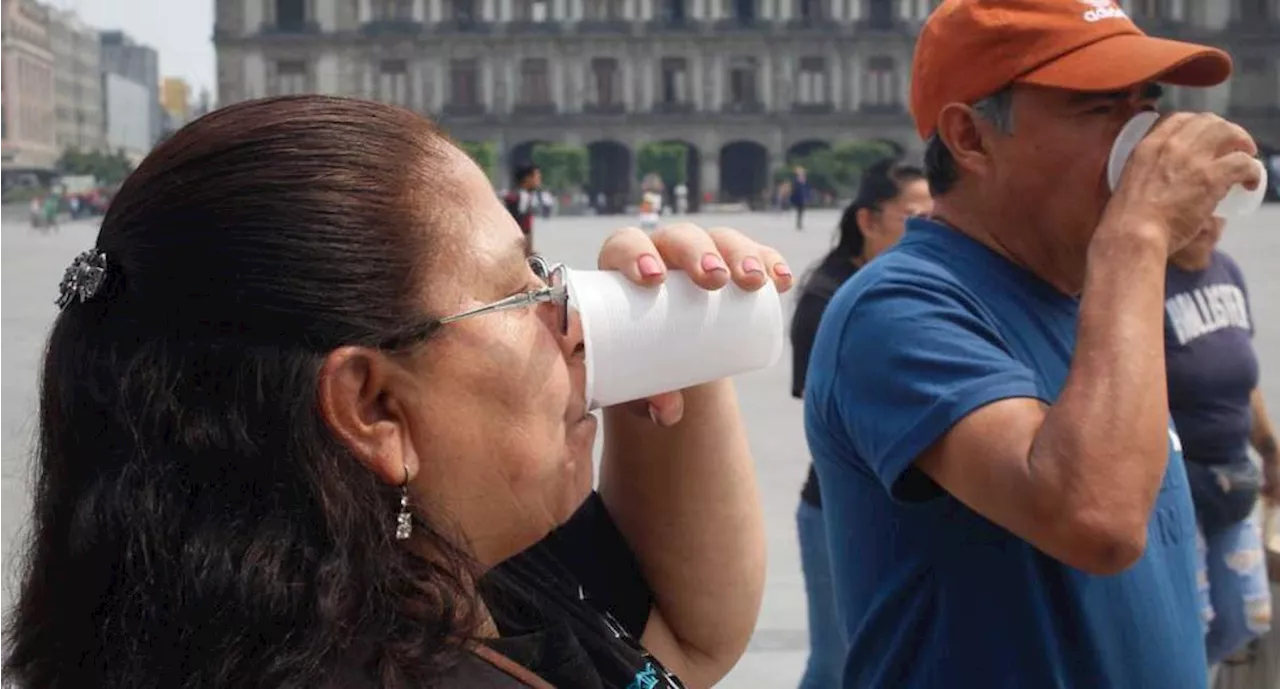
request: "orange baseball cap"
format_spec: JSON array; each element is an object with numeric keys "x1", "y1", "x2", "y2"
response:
[{"x1": 910, "y1": 0, "x2": 1233, "y2": 140}]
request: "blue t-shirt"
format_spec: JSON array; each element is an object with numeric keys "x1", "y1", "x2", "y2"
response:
[
  {"x1": 804, "y1": 218, "x2": 1205, "y2": 689},
  {"x1": 1164, "y1": 250, "x2": 1258, "y2": 464}
]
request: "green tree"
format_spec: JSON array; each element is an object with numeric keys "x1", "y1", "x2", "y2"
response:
[
  {"x1": 636, "y1": 142, "x2": 688, "y2": 189},
  {"x1": 459, "y1": 140, "x2": 496, "y2": 178},
  {"x1": 777, "y1": 140, "x2": 901, "y2": 198},
  {"x1": 530, "y1": 143, "x2": 587, "y2": 192},
  {"x1": 56, "y1": 147, "x2": 134, "y2": 186}
]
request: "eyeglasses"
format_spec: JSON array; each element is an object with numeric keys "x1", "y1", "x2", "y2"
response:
[{"x1": 378, "y1": 255, "x2": 568, "y2": 350}]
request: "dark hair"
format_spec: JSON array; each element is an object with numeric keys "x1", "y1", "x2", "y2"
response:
[
  {"x1": 828, "y1": 157, "x2": 925, "y2": 265},
  {"x1": 924, "y1": 87, "x2": 1013, "y2": 196},
  {"x1": 3, "y1": 96, "x2": 484, "y2": 689},
  {"x1": 513, "y1": 162, "x2": 539, "y2": 186}
]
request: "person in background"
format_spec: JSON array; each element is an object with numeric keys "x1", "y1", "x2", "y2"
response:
[
  {"x1": 790, "y1": 166, "x2": 810, "y2": 231},
  {"x1": 1162, "y1": 216, "x2": 1276, "y2": 677},
  {"x1": 504, "y1": 162, "x2": 541, "y2": 249},
  {"x1": 803, "y1": 0, "x2": 1262, "y2": 686},
  {"x1": 789, "y1": 158, "x2": 930, "y2": 689}
]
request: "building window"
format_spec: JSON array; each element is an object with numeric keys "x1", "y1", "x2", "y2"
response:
[
  {"x1": 1131, "y1": 0, "x2": 1184, "y2": 20},
  {"x1": 378, "y1": 59, "x2": 409, "y2": 105},
  {"x1": 863, "y1": 55, "x2": 898, "y2": 107},
  {"x1": 515, "y1": 0, "x2": 551, "y2": 20},
  {"x1": 662, "y1": 0, "x2": 687, "y2": 22},
  {"x1": 274, "y1": 60, "x2": 309, "y2": 96},
  {"x1": 730, "y1": 0, "x2": 756, "y2": 21},
  {"x1": 728, "y1": 56, "x2": 758, "y2": 107},
  {"x1": 449, "y1": 0, "x2": 478, "y2": 20},
  {"x1": 899, "y1": 0, "x2": 934, "y2": 20},
  {"x1": 1235, "y1": 0, "x2": 1272, "y2": 21},
  {"x1": 519, "y1": 58, "x2": 551, "y2": 106},
  {"x1": 796, "y1": 57, "x2": 827, "y2": 105},
  {"x1": 795, "y1": 0, "x2": 824, "y2": 21},
  {"x1": 660, "y1": 57, "x2": 688, "y2": 104},
  {"x1": 449, "y1": 59, "x2": 480, "y2": 106},
  {"x1": 590, "y1": 58, "x2": 621, "y2": 107},
  {"x1": 275, "y1": 0, "x2": 307, "y2": 30},
  {"x1": 867, "y1": 0, "x2": 893, "y2": 26},
  {"x1": 374, "y1": 0, "x2": 415, "y2": 19},
  {"x1": 587, "y1": 0, "x2": 625, "y2": 20}
]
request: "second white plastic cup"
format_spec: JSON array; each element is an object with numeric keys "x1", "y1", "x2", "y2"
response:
[
  {"x1": 566, "y1": 269, "x2": 784, "y2": 411},
  {"x1": 1107, "y1": 110, "x2": 1267, "y2": 218}
]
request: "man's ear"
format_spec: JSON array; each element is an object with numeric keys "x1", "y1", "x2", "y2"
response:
[
  {"x1": 316, "y1": 346, "x2": 418, "y2": 487},
  {"x1": 935, "y1": 102, "x2": 997, "y2": 181}
]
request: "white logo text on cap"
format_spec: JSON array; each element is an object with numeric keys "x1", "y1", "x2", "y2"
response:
[{"x1": 1080, "y1": 0, "x2": 1127, "y2": 22}]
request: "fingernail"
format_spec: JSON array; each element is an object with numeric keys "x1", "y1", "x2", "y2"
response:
[
  {"x1": 774, "y1": 263, "x2": 792, "y2": 277},
  {"x1": 637, "y1": 254, "x2": 663, "y2": 278},
  {"x1": 701, "y1": 253, "x2": 728, "y2": 273},
  {"x1": 648, "y1": 404, "x2": 662, "y2": 426},
  {"x1": 742, "y1": 257, "x2": 764, "y2": 275}
]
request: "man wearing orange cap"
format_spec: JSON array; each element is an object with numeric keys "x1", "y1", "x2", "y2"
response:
[{"x1": 803, "y1": 1, "x2": 1264, "y2": 687}]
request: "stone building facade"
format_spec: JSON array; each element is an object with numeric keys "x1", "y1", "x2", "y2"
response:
[{"x1": 213, "y1": 0, "x2": 1279, "y2": 205}]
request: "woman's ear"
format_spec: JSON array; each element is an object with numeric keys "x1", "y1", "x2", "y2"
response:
[
  {"x1": 856, "y1": 207, "x2": 878, "y2": 237},
  {"x1": 316, "y1": 346, "x2": 417, "y2": 487}
]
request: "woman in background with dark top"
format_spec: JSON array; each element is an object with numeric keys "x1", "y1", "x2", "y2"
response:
[
  {"x1": 789, "y1": 159, "x2": 930, "y2": 689},
  {"x1": 1162, "y1": 216, "x2": 1277, "y2": 679}
]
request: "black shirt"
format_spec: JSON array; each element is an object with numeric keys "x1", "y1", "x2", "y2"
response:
[
  {"x1": 790, "y1": 255, "x2": 859, "y2": 507},
  {"x1": 477, "y1": 491, "x2": 681, "y2": 688}
]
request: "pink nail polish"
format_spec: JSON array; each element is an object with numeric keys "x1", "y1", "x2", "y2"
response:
[
  {"x1": 637, "y1": 254, "x2": 663, "y2": 277},
  {"x1": 701, "y1": 253, "x2": 728, "y2": 273},
  {"x1": 742, "y1": 257, "x2": 764, "y2": 274},
  {"x1": 775, "y1": 263, "x2": 793, "y2": 277}
]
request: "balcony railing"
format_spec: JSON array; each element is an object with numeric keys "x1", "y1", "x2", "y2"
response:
[
  {"x1": 792, "y1": 102, "x2": 834, "y2": 114},
  {"x1": 652, "y1": 100, "x2": 696, "y2": 114},
  {"x1": 360, "y1": 19, "x2": 425, "y2": 36},
  {"x1": 506, "y1": 19, "x2": 563, "y2": 34},
  {"x1": 512, "y1": 103, "x2": 558, "y2": 115},
  {"x1": 714, "y1": 16, "x2": 762, "y2": 31},
  {"x1": 258, "y1": 21, "x2": 322, "y2": 36},
  {"x1": 578, "y1": 18, "x2": 633, "y2": 32},
  {"x1": 442, "y1": 102, "x2": 487, "y2": 116},
  {"x1": 722, "y1": 100, "x2": 765, "y2": 114},
  {"x1": 583, "y1": 102, "x2": 627, "y2": 115},
  {"x1": 646, "y1": 17, "x2": 698, "y2": 31},
  {"x1": 786, "y1": 17, "x2": 838, "y2": 31},
  {"x1": 436, "y1": 18, "x2": 494, "y2": 33}
]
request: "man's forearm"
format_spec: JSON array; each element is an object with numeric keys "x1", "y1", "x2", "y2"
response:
[{"x1": 1032, "y1": 224, "x2": 1172, "y2": 564}]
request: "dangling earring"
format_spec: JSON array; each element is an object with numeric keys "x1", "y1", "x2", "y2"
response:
[{"x1": 395, "y1": 462, "x2": 412, "y2": 541}]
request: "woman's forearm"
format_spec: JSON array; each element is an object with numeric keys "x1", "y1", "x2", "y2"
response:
[
  {"x1": 1250, "y1": 388, "x2": 1278, "y2": 462},
  {"x1": 598, "y1": 379, "x2": 766, "y2": 688}
]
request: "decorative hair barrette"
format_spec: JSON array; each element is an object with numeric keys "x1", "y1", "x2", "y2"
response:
[{"x1": 56, "y1": 249, "x2": 110, "y2": 310}]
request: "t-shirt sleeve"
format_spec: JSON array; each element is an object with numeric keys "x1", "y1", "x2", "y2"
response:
[
  {"x1": 830, "y1": 277, "x2": 1043, "y2": 500},
  {"x1": 545, "y1": 492, "x2": 652, "y2": 638}
]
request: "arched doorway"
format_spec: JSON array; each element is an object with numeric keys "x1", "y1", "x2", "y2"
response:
[
  {"x1": 588, "y1": 140, "x2": 632, "y2": 214},
  {"x1": 657, "y1": 140, "x2": 702, "y2": 213},
  {"x1": 786, "y1": 139, "x2": 830, "y2": 164},
  {"x1": 509, "y1": 140, "x2": 550, "y2": 188},
  {"x1": 718, "y1": 140, "x2": 769, "y2": 206}
]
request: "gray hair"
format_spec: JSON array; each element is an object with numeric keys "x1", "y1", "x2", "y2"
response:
[{"x1": 923, "y1": 87, "x2": 1014, "y2": 195}]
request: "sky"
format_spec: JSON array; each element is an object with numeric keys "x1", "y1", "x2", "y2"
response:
[{"x1": 52, "y1": 0, "x2": 216, "y2": 98}]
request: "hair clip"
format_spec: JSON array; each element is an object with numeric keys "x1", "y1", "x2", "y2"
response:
[{"x1": 56, "y1": 249, "x2": 110, "y2": 310}]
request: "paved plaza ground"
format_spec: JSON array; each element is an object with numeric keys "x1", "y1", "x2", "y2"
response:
[{"x1": 4, "y1": 207, "x2": 1279, "y2": 687}]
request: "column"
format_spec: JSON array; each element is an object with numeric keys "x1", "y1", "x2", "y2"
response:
[
  {"x1": 641, "y1": 0, "x2": 654, "y2": 20},
  {"x1": 691, "y1": 52, "x2": 704, "y2": 110},
  {"x1": 245, "y1": 0, "x2": 265, "y2": 30},
  {"x1": 483, "y1": 59, "x2": 495, "y2": 110},
  {"x1": 505, "y1": 57, "x2": 516, "y2": 111},
  {"x1": 413, "y1": 0, "x2": 427, "y2": 20},
  {"x1": 760, "y1": 52, "x2": 772, "y2": 111},
  {"x1": 828, "y1": 49, "x2": 841, "y2": 108},
  {"x1": 433, "y1": 59, "x2": 446, "y2": 110},
  {"x1": 700, "y1": 154, "x2": 720, "y2": 202},
  {"x1": 429, "y1": 0, "x2": 442, "y2": 21},
  {"x1": 848, "y1": 53, "x2": 860, "y2": 110},
  {"x1": 554, "y1": 0, "x2": 567, "y2": 20},
  {"x1": 357, "y1": 0, "x2": 372, "y2": 22},
  {"x1": 691, "y1": 0, "x2": 704, "y2": 20},
  {"x1": 624, "y1": 0, "x2": 637, "y2": 19},
  {"x1": 316, "y1": 52, "x2": 340, "y2": 94},
  {"x1": 314, "y1": 0, "x2": 337, "y2": 30},
  {"x1": 711, "y1": 52, "x2": 724, "y2": 110},
  {"x1": 553, "y1": 55, "x2": 565, "y2": 110},
  {"x1": 501, "y1": 0, "x2": 513, "y2": 20},
  {"x1": 483, "y1": 0, "x2": 496, "y2": 21},
  {"x1": 779, "y1": 0, "x2": 791, "y2": 20},
  {"x1": 708, "y1": 0, "x2": 721, "y2": 19},
  {"x1": 760, "y1": 0, "x2": 771, "y2": 20},
  {"x1": 572, "y1": 0, "x2": 584, "y2": 19},
  {"x1": 847, "y1": 0, "x2": 858, "y2": 21},
  {"x1": 244, "y1": 52, "x2": 267, "y2": 99},
  {"x1": 642, "y1": 56, "x2": 655, "y2": 111},
  {"x1": 897, "y1": 0, "x2": 909, "y2": 20},
  {"x1": 623, "y1": 56, "x2": 635, "y2": 109}
]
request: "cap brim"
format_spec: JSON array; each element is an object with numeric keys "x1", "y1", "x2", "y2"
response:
[{"x1": 1016, "y1": 33, "x2": 1232, "y2": 92}]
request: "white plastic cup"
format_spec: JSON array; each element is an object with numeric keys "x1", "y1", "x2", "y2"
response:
[
  {"x1": 566, "y1": 269, "x2": 784, "y2": 411},
  {"x1": 1107, "y1": 111, "x2": 1268, "y2": 218}
]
